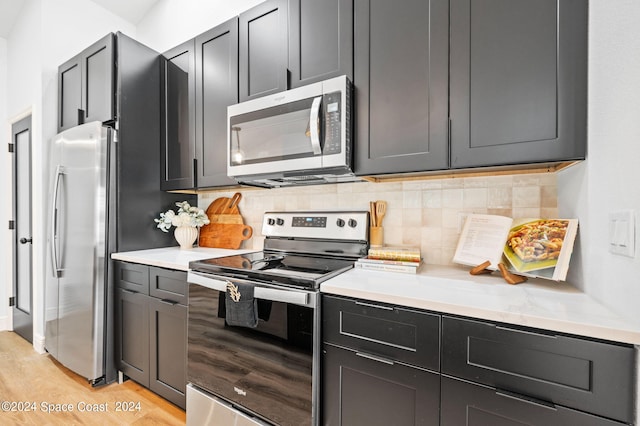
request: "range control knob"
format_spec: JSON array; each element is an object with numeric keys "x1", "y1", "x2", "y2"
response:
[
  {"x1": 267, "y1": 218, "x2": 276, "y2": 226},
  {"x1": 276, "y1": 218, "x2": 285, "y2": 226},
  {"x1": 336, "y1": 218, "x2": 345, "y2": 227},
  {"x1": 348, "y1": 219, "x2": 358, "y2": 228}
]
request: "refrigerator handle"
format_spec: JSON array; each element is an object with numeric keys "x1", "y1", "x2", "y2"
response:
[{"x1": 50, "y1": 165, "x2": 64, "y2": 278}]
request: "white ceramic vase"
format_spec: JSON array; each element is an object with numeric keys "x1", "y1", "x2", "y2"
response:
[{"x1": 174, "y1": 226, "x2": 198, "y2": 249}]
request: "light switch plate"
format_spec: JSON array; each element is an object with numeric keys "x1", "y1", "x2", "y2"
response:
[{"x1": 608, "y1": 210, "x2": 636, "y2": 258}]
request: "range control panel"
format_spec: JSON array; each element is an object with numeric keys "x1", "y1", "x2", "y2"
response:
[{"x1": 263, "y1": 211, "x2": 369, "y2": 241}]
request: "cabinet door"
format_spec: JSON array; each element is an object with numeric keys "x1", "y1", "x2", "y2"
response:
[
  {"x1": 322, "y1": 343, "x2": 439, "y2": 426},
  {"x1": 149, "y1": 298, "x2": 187, "y2": 409},
  {"x1": 161, "y1": 40, "x2": 196, "y2": 190},
  {"x1": 115, "y1": 288, "x2": 149, "y2": 387},
  {"x1": 239, "y1": 0, "x2": 288, "y2": 101},
  {"x1": 195, "y1": 18, "x2": 238, "y2": 188},
  {"x1": 81, "y1": 33, "x2": 115, "y2": 126},
  {"x1": 353, "y1": 0, "x2": 449, "y2": 176},
  {"x1": 441, "y1": 376, "x2": 625, "y2": 426},
  {"x1": 58, "y1": 56, "x2": 82, "y2": 132},
  {"x1": 449, "y1": 0, "x2": 587, "y2": 168},
  {"x1": 289, "y1": 0, "x2": 353, "y2": 88}
]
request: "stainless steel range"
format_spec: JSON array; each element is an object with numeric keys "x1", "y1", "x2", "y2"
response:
[{"x1": 186, "y1": 211, "x2": 369, "y2": 426}]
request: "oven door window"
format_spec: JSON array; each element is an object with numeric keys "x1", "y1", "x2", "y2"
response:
[
  {"x1": 229, "y1": 96, "x2": 323, "y2": 166},
  {"x1": 188, "y1": 284, "x2": 313, "y2": 426}
]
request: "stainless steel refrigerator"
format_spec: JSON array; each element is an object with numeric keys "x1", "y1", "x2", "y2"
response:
[
  {"x1": 46, "y1": 121, "x2": 112, "y2": 385},
  {"x1": 45, "y1": 32, "x2": 195, "y2": 385}
]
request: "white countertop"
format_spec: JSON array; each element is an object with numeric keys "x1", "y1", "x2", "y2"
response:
[
  {"x1": 321, "y1": 265, "x2": 640, "y2": 345},
  {"x1": 111, "y1": 248, "x2": 640, "y2": 345},
  {"x1": 111, "y1": 246, "x2": 256, "y2": 271}
]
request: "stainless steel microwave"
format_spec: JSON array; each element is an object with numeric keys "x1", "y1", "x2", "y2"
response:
[{"x1": 227, "y1": 75, "x2": 357, "y2": 187}]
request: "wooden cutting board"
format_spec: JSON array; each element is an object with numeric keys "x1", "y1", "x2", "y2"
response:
[
  {"x1": 199, "y1": 223, "x2": 253, "y2": 249},
  {"x1": 200, "y1": 193, "x2": 253, "y2": 248}
]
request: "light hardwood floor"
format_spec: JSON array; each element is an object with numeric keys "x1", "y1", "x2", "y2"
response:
[{"x1": 0, "y1": 331, "x2": 186, "y2": 425}]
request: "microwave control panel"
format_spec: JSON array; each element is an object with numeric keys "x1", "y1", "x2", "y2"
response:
[{"x1": 323, "y1": 91, "x2": 342, "y2": 155}]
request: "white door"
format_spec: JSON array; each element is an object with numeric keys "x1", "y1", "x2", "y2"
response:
[{"x1": 11, "y1": 115, "x2": 33, "y2": 343}]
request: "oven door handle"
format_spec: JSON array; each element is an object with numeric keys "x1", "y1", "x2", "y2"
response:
[{"x1": 188, "y1": 271, "x2": 310, "y2": 306}]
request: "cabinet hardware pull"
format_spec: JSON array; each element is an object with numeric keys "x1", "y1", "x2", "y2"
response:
[
  {"x1": 356, "y1": 352, "x2": 394, "y2": 366},
  {"x1": 495, "y1": 389, "x2": 557, "y2": 410},
  {"x1": 355, "y1": 301, "x2": 393, "y2": 311},
  {"x1": 160, "y1": 299, "x2": 179, "y2": 305},
  {"x1": 121, "y1": 289, "x2": 138, "y2": 295}
]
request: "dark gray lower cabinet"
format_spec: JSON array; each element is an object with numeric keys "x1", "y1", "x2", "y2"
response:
[
  {"x1": 115, "y1": 288, "x2": 149, "y2": 386},
  {"x1": 322, "y1": 296, "x2": 635, "y2": 426},
  {"x1": 148, "y1": 297, "x2": 187, "y2": 408},
  {"x1": 322, "y1": 295, "x2": 441, "y2": 425},
  {"x1": 115, "y1": 261, "x2": 187, "y2": 409},
  {"x1": 441, "y1": 316, "x2": 635, "y2": 424},
  {"x1": 440, "y1": 376, "x2": 624, "y2": 426},
  {"x1": 323, "y1": 344, "x2": 440, "y2": 426}
]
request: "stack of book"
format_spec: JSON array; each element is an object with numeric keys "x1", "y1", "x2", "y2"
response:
[{"x1": 355, "y1": 246, "x2": 422, "y2": 274}]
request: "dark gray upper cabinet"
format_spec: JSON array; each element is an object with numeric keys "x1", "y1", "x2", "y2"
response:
[
  {"x1": 160, "y1": 40, "x2": 196, "y2": 190},
  {"x1": 58, "y1": 33, "x2": 114, "y2": 132},
  {"x1": 195, "y1": 18, "x2": 239, "y2": 188},
  {"x1": 289, "y1": 0, "x2": 353, "y2": 88},
  {"x1": 353, "y1": 0, "x2": 450, "y2": 176},
  {"x1": 239, "y1": 0, "x2": 288, "y2": 101},
  {"x1": 449, "y1": 0, "x2": 587, "y2": 168},
  {"x1": 58, "y1": 57, "x2": 82, "y2": 132}
]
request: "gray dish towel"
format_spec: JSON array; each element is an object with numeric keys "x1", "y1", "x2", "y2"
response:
[{"x1": 225, "y1": 281, "x2": 259, "y2": 328}]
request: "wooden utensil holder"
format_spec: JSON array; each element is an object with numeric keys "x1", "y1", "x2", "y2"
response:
[{"x1": 369, "y1": 227, "x2": 383, "y2": 247}]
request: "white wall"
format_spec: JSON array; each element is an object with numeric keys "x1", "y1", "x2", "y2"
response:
[
  {"x1": 0, "y1": 37, "x2": 9, "y2": 330},
  {"x1": 559, "y1": 0, "x2": 640, "y2": 324},
  {"x1": 3, "y1": 0, "x2": 135, "y2": 348},
  {"x1": 136, "y1": 0, "x2": 263, "y2": 52}
]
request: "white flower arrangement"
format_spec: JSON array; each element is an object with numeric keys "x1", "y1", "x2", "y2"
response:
[{"x1": 154, "y1": 201, "x2": 210, "y2": 232}]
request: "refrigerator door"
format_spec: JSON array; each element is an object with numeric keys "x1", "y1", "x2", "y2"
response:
[{"x1": 46, "y1": 121, "x2": 109, "y2": 382}]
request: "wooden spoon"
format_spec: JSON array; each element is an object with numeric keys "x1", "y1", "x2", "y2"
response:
[
  {"x1": 375, "y1": 200, "x2": 387, "y2": 226},
  {"x1": 370, "y1": 201, "x2": 377, "y2": 227}
]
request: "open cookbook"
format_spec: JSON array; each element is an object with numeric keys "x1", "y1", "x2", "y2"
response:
[{"x1": 453, "y1": 214, "x2": 579, "y2": 281}]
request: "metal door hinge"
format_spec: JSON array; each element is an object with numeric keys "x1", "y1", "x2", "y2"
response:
[
  {"x1": 9, "y1": 297, "x2": 15, "y2": 307},
  {"x1": 8, "y1": 220, "x2": 15, "y2": 230},
  {"x1": 8, "y1": 143, "x2": 14, "y2": 153}
]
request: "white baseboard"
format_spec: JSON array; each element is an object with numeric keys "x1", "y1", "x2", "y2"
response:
[{"x1": 33, "y1": 333, "x2": 46, "y2": 354}]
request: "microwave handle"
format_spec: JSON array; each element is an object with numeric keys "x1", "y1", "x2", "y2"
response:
[{"x1": 309, "y1": 96, "x2": 322, "y2": 155}]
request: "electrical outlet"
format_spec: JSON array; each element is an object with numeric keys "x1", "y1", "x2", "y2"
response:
[{"x1": 609, "y1": 210, "x2": 636, "y2": 258}]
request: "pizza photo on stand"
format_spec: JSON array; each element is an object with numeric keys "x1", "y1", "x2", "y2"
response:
[{"x1": 503, "y1": 219, "x2": 575, "y2": 279}]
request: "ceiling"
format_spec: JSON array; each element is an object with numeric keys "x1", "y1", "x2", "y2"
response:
[{"x1": 0, "y1": 0, "x2": 159, "y2": 39}]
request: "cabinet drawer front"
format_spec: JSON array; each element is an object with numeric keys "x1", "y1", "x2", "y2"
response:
[
  {"x1": 149, "y1": 267, "x2": 188, "y2": 305},
  {"x1": 442, "y1": 316, "x2": 634, "y2": 423},
  {"x1": 323, "y1": 343, "x2": 439, "y2": 426},
  {"x1": 441, "y1": 376, "x2": 624, "y2": 426},
  {"x1": 323, "y1": 295, "x2": 440, "y2": 371},
  {"x1": 115, "y1": 262, "x2": 149, "y2": 294}
]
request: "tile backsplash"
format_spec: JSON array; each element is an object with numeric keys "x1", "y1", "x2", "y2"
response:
[{"x1": 198, "y1": 172, "x2": 558, "y2": 266}]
